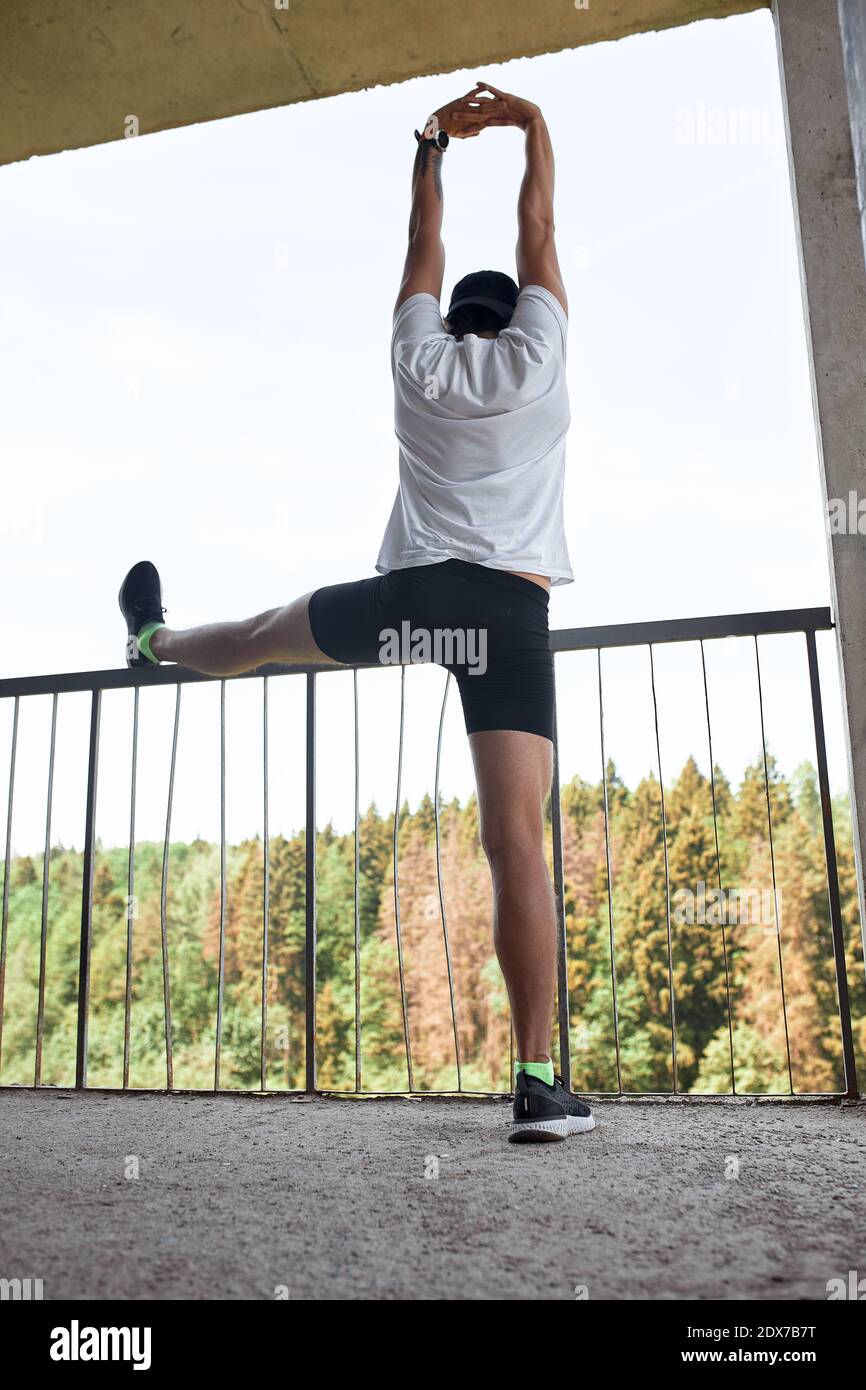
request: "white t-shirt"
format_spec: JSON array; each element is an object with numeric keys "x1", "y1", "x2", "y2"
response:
[{"x1": 376, "y1": 283, "x2": 573, "y2": 586}]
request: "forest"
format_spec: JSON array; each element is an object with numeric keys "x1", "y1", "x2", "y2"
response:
[{"x1": 1, "y1": 754, "x2": 863, "y2": 1095}]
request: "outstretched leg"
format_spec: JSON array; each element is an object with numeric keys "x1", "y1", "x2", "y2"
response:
[
  {"x1": 151, "y1": 594, "x2": 337, "y2": 676},
  {"x1": 119, "y1": 560, "x2": 338, "y2": 676},
  {"x1": 469, "y1": 728, "x2": 556, "y2": 1062}
]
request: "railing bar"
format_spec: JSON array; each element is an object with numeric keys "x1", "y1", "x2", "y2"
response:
[
  {"x1": 123, "y1": 688, "x2": 139, "y2": 1091},
  {"x1": 550, "y1": 676, "x2": 571, "y2": 1092},
  {"x1": 434, "y1": 672, "x2": 462, "y2": 1091},
  {"x1": 331, "y1": 1087, "x2": 848, "y2": 1101},
  {"x1": 5, "y1": 1081, "x2": 846, "y2": 1101},
  {"x1": 0, "y1": 609, "x2": 834, "y2": 699},
  {"x1": 804, "y1": 631, "x2": 858, "y2": 1098},
  {"x1": 393, "y1": 665, "x2": 414, "y2": 1091},
  {"x1": 215, "y1": 681, "x2": 227, "y2": 1091},
  {"x1": 160, "y1": 686, "x2": 180, "y2": 1091},
  {"x1": 304, "y1": 672, "x2": 317, "y2": 1093},
  {"x1": 288, "y1": 1088, "x2": 838, "y2": 1100},
  {"x1": 550, "y1": 607, "x2": 834, "y2": 655},
  {"x1": 700, "y1": 641, "x2": 737, "y2": 1095},
  {"x1": 598, "y1": 650, "x2": 623, "y2": 1095},
  {"x1": 754, "y1": 636, "x2": 794, "y2": 1094},
  {"x1": 75, "y1": 689, "x2": 101, "y2": 1089},
  {"x1": 11, "y1": 611, "x2": 852, "y2": 1106},
  {"x1": 35, "y1": 693, "x2": 58, "y2": 1086},
  {"x1": 353, "y1": 670, "x2": 362, "y2": 1094},
  {"x1": 261, "y1": 677, "x2": 269, "y2": 1093},
  {"x1": 649, "y1": 644, "x2": 678, "y2": 1094},
  {"x1": 594, "y1": 1089, "x2": 844, "y2": 1101},
  {"x1": 0, "y1": 696, "x2": 19, "y2": 1078}
]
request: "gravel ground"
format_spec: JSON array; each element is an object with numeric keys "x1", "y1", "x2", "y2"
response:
[{"x1": 1, "y1": 1090, "x2": 864, "y2": 1301}]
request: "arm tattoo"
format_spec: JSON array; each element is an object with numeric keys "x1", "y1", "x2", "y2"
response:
[
  {"x1": 432, "y1": 147, "x2": 443, "y2": 201},
  {"x1": 415, "y1": 140, "x2": 443, "y2": 202}
]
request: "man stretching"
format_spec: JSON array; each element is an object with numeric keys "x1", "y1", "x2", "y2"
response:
[{"x1": 119, "y1": 83, "x2": 594, "y2": 1143}]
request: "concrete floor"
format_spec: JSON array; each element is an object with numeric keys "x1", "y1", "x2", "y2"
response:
[{"x1": 1, "y1": 1090, "x2": 864, "y2": 1301}]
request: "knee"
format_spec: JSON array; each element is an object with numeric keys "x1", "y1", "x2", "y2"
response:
[
  {"x1": 244, "y1": 607, "x2": 283, "y2": 647},
  {"x1": 479, "y1": 814, "x2": 545, "y2": 873}
]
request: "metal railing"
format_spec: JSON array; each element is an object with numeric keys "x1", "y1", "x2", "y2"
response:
[{"x1": 0, "y1": 606, "x2": 859, "y2": 1099}]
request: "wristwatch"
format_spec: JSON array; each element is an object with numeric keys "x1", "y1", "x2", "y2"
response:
[{"x1": 414, "y1": 114, "x2": 449, "y2": 149}]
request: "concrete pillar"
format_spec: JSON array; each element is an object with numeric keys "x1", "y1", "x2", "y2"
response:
[
  {"x1": 839, "y1": 0, "x2": 866, "y2": 265},
  {"x1": 773, "y1": 0, "x2": 866, "y2": 955}
]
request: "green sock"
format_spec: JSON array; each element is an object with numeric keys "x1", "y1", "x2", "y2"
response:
[
  {"x1": 136, "y1": 620, "x2": 164, "y2": 666},
  {"x1": 516, "y1": 1059, "x2": 554, "y2": 1087}
]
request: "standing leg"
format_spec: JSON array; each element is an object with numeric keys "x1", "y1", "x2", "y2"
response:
[{"x1": 469, "y1": 729, "x2": 556, "y2": 1062}]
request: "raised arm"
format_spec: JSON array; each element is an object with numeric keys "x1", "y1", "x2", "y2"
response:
[
  {"x1": 395, "y1": 87, "x2": 500, "y2": 313},
  {"x1": 475, "y1": 85, "x2": 568, "y2": 315}
]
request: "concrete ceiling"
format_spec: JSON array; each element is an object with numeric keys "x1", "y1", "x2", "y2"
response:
[{"x1": 0, "y1": 0, "x2": 768, "y2": 167}]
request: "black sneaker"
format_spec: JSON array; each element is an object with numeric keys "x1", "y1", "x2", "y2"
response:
[
  {"x1": 509, "y1": 1071, "x2": 596, "y2": 1144},
  {"x1": 119, "y1": 560, "x2": 165, "y2": 667}
]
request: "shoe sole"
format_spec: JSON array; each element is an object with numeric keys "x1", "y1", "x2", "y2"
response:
[{"x1": 508, "y1": 1114, "x2": 596, "y2": 1144}]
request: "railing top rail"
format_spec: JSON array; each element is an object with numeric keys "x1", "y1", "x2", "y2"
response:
[
  {"x1": 0, "y1": 606, "x2": 834, "y2": 699},
  {"x1": 550, "y1": 606, "x2": 833, "y2": 654}
]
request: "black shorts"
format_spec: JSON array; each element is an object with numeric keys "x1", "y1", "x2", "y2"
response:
[{"x1": 308, "y1": 559, "x2": 554, "y2": 742}]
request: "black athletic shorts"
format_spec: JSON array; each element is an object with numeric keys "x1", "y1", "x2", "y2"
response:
[{"x1": 308, "y1": 559, "x2": 554, "y2": 742}]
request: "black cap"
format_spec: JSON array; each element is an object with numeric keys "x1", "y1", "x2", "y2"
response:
[{"x1": 447, "y1": 270, "x2": 519, "y2": 324}]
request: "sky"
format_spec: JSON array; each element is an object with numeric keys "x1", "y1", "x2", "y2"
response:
[{"x1": 0, "y1": 8, "x2": 851, "y2": 856}]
